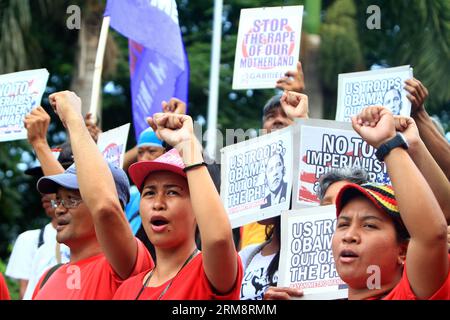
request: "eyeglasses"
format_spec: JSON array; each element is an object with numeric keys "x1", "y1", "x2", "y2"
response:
[{"x1": 50, "y1": 198, "x2": 83, "y2": 209}]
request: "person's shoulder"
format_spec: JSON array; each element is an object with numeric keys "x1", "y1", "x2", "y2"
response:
[
  {"x1": 239, "y1": 243, "x2": 261, "y2": 255},
  {"x1": 114, "y1": 270, "x2": 148, "y2": 300},
  {"x1": 14, "y1": 228, "x2": 41, "y2": 245},
  {"x1": 18, "y1": 228, "x2": 41, "y2": 239},
  {"x1": 239, "y1": 243, "x2": 262, "y2": 264}
]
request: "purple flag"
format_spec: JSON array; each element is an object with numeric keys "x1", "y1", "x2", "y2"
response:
[{"x1": 105, "y1": 0, "x2": 189, "y2": 140}]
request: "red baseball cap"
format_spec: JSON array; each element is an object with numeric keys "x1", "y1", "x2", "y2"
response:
[{"x1": 129, "y1": 148, "x2": 186, "y2": 192}]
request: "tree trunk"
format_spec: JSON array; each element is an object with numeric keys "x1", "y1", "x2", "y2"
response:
[
  {"x1": 70, "y1": 7, "x2": 102, "y2": 123},
  {"x1": 303, "y1": 33, "x2": 323, "y2": 119}
]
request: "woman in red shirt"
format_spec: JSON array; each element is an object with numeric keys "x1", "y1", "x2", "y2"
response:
[
  {"x1": 114, "y1": 113, "x2": 242, "y2": 300},
  {"x1": 331, "y1": 106, "x2": 449, "y2": 300}
]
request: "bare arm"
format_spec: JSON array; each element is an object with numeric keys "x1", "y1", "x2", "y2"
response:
[
  {"x1": 19, "y1": 279, "x2": 28, "y2": 300},
  {"x1": 395, "y1": 116, "x2": 450, "y2": 224},
  {"x1": 123, "y1": 146, "x2": 138, "y2": 172},
  {"x1": 24, "y1": 107, "x2": 65, "y2": 175},
  {"x1": 353, "y1": 106, "x2": 448, "y2": 299},
  {"x1": 149, "y1": 113, "x2": 238, "y2": 294},
  {"x1": 414, "y1": 110, "x2": 450, "y2": 180},
  {"x1": 405, "y1": 78, "x2": 450, "y2": 180},
  {"x1": 49, "y1": 91, "x2": 137, "y2": 280}
]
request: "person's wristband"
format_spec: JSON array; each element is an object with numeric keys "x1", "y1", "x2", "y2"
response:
[{"x1": 183, "y1": 162, "x2": 207, "y2": 173}]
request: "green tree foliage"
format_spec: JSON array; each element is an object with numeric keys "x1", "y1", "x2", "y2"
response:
[
  {"x1": 320, "y1": 0, "x2": 365, "y2": 118},
  {"x1": 179, "y1": 0, "x2": 305, "y2": 134},
  {"x1": 356, "y1": 0, "x2": 450, "y2": 116},
  {"x1": 320, "y1": 0, "x2": 450, "y2": 120}
]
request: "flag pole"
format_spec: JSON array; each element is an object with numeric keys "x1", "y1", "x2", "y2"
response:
[
  {"x1": 89, "y1": 16, "x2": 111, "y2": 123},
  {"x1": 206, "y1": 0, "x2": 223, "y2": 159}
]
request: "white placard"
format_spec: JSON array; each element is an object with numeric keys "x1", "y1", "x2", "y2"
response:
[
  {"x1": 221, "y1": 126, "x2": 293, "y2": 228},
  {"x1": 278, "y1": 205, "x2": 348, "y2": 300},
  {"x1": 232, "y1": 6, "x2": 303, "y2": 90},
  {"x1": 97, "y1": 123, "x2": 130, "y2": 169},
  {"x1": 292, "y1": 119, "x2": 390, "y2": 208},
  {"x1": 336, "y1": 65, "x2": 413, "y2": 122},
  {"x1": 0, "y1": 69, "x2": 49, "y2": 142}
]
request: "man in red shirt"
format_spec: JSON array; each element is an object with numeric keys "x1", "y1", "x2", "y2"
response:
[{"x1": 32, "y1": 91, "x2": 154, "y2": 299}]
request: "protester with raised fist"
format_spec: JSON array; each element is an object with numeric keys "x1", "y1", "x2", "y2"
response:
[
  {"x1": 240, "y1": 91, "x2": 308, "y2": 300},
  {"x1": 113, "y1": 112, "x2": 242, "y2": 299},
  {"x1": 32, "y1": 91, "x2": 153, "y2": 299},
  {"x1": 263, "y1": 167, "x2": 369, "y2": 300},
  {"x1": 331, "y1": 106, "x2": 449, "y2": 300}
]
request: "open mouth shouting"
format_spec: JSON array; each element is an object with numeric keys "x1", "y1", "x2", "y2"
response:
[
  {"x1": 339, "y1": 249, "x2": 359, "y2": 263},
  {"x1": 150, "y1": 215, "x2": 169, "y2": 233}
]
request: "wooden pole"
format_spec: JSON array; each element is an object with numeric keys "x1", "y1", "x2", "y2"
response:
[{"x1": 89, "y1": 16, "x2": 111, "y2": 123}]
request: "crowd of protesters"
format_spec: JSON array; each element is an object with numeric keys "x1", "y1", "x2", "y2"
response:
[{"x1": 0, "y1": 60, "x2": 449, "y2": 301}]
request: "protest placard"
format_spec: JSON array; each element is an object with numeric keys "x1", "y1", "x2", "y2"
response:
[
  {"x1": 221, "y1": 126, "x2": 293, "y2": 228},
  {"x1": 278, "y1": 205, "x2": 348, "y2": 300},
  {"x1": 97, "y1": 123, "x2": 130, "y2": 168},
  {"x1": 232, "y1": 5, "x2": 303, "y2": 90},
  {"x1": 336, "y1": 65, "x2": 413, "y2": 122},
  {"x1": 0, "y1": 69, "x2": 49, "y2": 142},
  {"x1": 292, "y1": 119, "x2": 390, "y2": 208}
]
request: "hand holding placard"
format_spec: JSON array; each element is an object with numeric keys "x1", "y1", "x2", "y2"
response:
[
  {"x1": 263, "y1": 286, "x2": 303, "y2": 300},
  {"x1": 276, "y1": 61, "x2": 305, "y2": 93},
  {"x1": 404, "y1": 78, "x2": 429, "y2": 116}
]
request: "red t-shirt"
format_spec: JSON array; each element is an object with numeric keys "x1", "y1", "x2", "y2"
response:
[
  {"x1": 0, "y1": 272, "x2": 10, "y2": 300},
  {"x1": 32, "y1": 239, "x2": 154, "y2": 300},
  {"x1": 113, "y1": 253, "x2": 243, "y2": 300},
  {"x1": 369, "y1": 254, "x2": 450, "y2": 300}
]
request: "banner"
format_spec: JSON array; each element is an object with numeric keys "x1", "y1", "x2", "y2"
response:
[
  {"x1": 220, "y1": 126, "x2": 293, "y2": 228},
  {"x1": 232, "y1": 6, "x2": 303, "y2": 90},
  {"x1": 105, "y1": 0, "x2": 189, "y2": 141},
  {"x1": 278, "y1": 205, "x2": 348, "y2": 300},
  {"x1": 292, "y1": 119, "x2": 390, "y2": 208},
  {"x1": 97, "y1": 123, "x2": 130, "y2": 169},
  {"x1": 336, "y1": 65, "x2": 413, "y2": 122},
  {"x1": 0, "y1": 69, "x2": 49, "y2": 142}
]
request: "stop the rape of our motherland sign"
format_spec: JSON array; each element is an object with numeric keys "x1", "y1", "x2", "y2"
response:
[
  {"x1": 232, "y1": 5, "x2": 303, "y2": 90},
  {"x1": 336, "y1": 65, "x2": 413, "y2": 122},
  {"x1": 292, "y1": 119, "x2": 390, "y2": 208},
  {"x1": 0, "y1": 69, "x2": 49, "y2": 142},
  {"x1": 278, "y1": 205, "x2": 348, "y2": 300},
  {"x1": 220, "y1": 126, "x2": 293, "y2": 228}
]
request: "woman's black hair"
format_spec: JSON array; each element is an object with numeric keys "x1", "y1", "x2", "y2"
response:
[{"x1": 265, "y1": 216, "x2": 281, "y2": 286}]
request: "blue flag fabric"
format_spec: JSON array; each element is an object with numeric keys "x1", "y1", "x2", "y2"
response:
[{"x1": 105, "y1": 0, "x2": 189, "y2": 140}]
